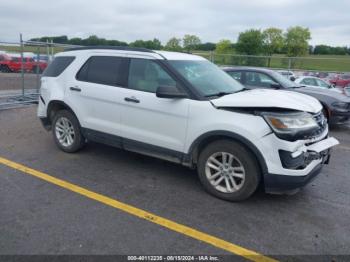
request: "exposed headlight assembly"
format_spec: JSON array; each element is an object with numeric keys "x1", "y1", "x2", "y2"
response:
[{"x1": 262, "y1": 112, "x2": 319, "y2": 140}]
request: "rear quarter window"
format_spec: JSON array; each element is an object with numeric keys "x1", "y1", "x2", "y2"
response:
[
  {"x1": 42, "y1": 56, "x2": 75, "y2": 77},
  {"x1": 76, "y1": 56, "x2": 125, "y2": 86}
]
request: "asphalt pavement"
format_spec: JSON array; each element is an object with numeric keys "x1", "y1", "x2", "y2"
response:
[{"x1": 0, "y1": 105, "x2": 349, "y2": 261}]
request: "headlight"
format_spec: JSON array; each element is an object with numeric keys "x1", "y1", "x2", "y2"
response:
[
  {"x1": 262, "y1": 112, "x2": 319, "y2": 140},
  {"x1": 332, "y1": 102, "x2": 349, "y2": 111}
]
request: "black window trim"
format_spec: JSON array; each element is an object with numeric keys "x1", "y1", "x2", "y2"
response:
[{"x1": 42, "y1": 56, "x2": 76, "y2": 77}]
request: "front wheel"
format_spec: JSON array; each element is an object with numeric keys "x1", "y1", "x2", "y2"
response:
[
  {"x1": 197, "y1": 140, "x2": 260, "y2": 201},
  {"x1": 52, "y1": 110, "x2": 85, "y2": 153}
]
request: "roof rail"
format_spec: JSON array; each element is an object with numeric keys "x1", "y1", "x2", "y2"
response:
[{"x1": 63, "y1": 46, "x2": 154, "y2": 53}]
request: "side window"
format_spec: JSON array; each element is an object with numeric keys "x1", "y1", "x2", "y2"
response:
[
  {"x1": 301, "y1": 78, "x2": 317, "y2": 86},
  {"x1": 76, "y1": 56, "x2": 124, "y2": 86},
  {"x1": 128, "y1": 59, "x2": 176, "y2": 93},
  {"x1": 246, "y1": 72, "x2": 278, "y2": 87},
  {"x1": 227, "y1": 71, "x2": 242, "y2": 82},
  {"x1": 43, "y1": 56, "x2": 75, "y2": 77},
  {"x1": 315, "y1": 79, "x2": 329, "y2": 88}
]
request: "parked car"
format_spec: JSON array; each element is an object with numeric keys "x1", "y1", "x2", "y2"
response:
[
  {"x1": 315, "y1": 72, "x2": 329, "y2": 79},
  {"x1": 329, "y1": 74, "x2": 350, "y2": 88},
  {"x1": 294, "y1": 76, "x2": 348, "y2": 96},
  {"x1": 223, "y1": 67, "x2": 350, "y2": 125},
  {"x1": 277, "y1": 70, "x2": 296, "y2": 80},
  {"x1": 0, "y1": 53, "x2": 47, "y2": 73},
  {"x1": 345, "y1": 84, "x2": 350, "y2": 96},
  {"x1": 37, "y1": 46, "x2": 339, "y2": 201}
]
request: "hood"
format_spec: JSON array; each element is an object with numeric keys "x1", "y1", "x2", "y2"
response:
[
  {"x1": 297, "y1": 87, "x2": 350, "y2": 102},
  {"x1": 210, "y1": 89, "x2": 322, "y2": 113}
]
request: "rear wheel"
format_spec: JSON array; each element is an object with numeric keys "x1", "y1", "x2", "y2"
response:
[
  {"x1": 197, "y1": 140, "x2": 260, "y2": 201},
  {"x1": 52, "y1": 110, "x2": 85, "y2": 153}
]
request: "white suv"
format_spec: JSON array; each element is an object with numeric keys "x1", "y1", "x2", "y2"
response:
[{"x1": 37, "y1": 47, "x2": 339, "y2": 201}]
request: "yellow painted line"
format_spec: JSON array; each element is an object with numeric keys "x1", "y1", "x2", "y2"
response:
[{"x1": 0, "y1": 156, "x2": 277, "y2": 262}]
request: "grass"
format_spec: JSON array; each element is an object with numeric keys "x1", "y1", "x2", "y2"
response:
[
  {"x1": 0, "y1": 45, "x2": 64, "y2": 54},
  {"x1": 193, "y1": 51, "x2": 350, "y2": 72}
]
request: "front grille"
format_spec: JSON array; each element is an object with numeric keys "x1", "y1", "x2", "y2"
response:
[{"x1": 304, "y1": 111, "x2": 327, "y2": 140}]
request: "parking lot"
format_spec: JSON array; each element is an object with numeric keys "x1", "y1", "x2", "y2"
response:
[
  {"x1": 0, "y1": 72, "x2": 38, "y2": 91},
  {"x1": 0, "y1": 105, "x2": 349, "y2": 261}
]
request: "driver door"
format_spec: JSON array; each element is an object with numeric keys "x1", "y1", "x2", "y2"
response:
[{"x1": 119, "y1": 58, "x2": 189, "y2": 157}]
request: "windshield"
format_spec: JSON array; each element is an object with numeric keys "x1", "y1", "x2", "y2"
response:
[
  {"x1": 168, "y1": 60, "x2": 244, "y2": 96},
  {"x1": 270, "y1": 70, "x2": 300, "y2": 88}
]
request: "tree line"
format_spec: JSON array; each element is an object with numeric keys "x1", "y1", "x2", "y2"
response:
[{"x1": 30, "y1": 26, "x2": 350, "y2": 57}]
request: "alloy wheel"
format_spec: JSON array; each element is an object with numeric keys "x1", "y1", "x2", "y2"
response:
[
  {"x1": 205, "y1": 152, "x2": 246, "y2": 193},
  {"x1": 55, "y1": 117, "x2": 75, "y2": 147}
]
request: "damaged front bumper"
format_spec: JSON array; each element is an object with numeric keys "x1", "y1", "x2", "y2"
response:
[{"x1": 259, "y1": 129, "x2": 339, "y2": 194}]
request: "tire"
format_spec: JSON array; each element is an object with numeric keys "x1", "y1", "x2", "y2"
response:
[
  {"x1": 197, "y1": 140, "x2": 260, "y2": 201},
  {"x1": 52, "y1": 110, "x2": 85, "y2": 153}
]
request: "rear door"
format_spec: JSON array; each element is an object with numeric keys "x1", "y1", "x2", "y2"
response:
[
  {"x1": 118, "y1": 57, "x2": 189, "y2": 157},
  {"x1": 66, "y1": 55, "x2": 128, "y2": 142}
]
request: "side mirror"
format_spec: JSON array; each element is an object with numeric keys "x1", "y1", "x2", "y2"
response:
[
  {"x1": 270, "y1": 83, "x2": 281, "y2": 89},
  {"x1": 156, "y1": 85, "x2": 188, "y2": 99},
  {"x1": 290, "y1": 76, "x2": 296, "y2": 81}
]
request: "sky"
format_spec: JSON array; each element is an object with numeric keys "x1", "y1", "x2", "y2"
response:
[{"x1": 1, "y1": 0, "x2": 349, "y2": 46}]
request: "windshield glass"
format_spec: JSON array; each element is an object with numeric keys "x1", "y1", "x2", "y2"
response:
[
  {"x1": 168, "y1": 60, "x2": 244, "y2": 96},
  {"x1": 271, "y1": 71, "x2": 300, "y2": 88}
]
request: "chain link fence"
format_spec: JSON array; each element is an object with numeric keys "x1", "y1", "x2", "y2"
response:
[{"x1": 0, "y1": 35, "x2": 79, "y2": 109}]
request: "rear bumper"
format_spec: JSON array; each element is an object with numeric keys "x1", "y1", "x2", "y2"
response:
[{"x1": 39, "y1": 117, "x2": 51, "y2": 131}]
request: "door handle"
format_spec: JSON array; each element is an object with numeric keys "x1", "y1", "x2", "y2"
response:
[
  {"x1": 70, "y1": 86, "x2": 81, "y2": 92},
  {"x1": 124, "y1": 97, "x2": 140, "y2": 103}
]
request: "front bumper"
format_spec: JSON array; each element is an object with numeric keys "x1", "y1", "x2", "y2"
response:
[
  {"x1": 264, "y1": 151, "x2": 330, "y2": 194},
  {"x1": 257, "y1": 129, "x2": 339, "y2": 194}
]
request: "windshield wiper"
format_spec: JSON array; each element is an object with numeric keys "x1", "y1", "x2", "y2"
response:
[{"x1": 205, "y1": 91, "x2": 233, "y2": 97}]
